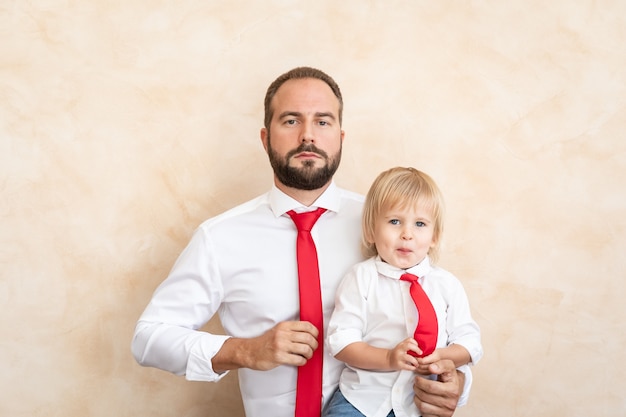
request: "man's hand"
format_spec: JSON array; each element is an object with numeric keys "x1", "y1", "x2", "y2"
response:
[
  {"x1": 212, "y1": 321, "x2": 318, "y2": 373},
  {"x1": 413, "y1": 359, "x2": 464, "y2": 417}
]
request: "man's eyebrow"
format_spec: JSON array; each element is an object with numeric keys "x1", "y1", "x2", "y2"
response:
[
  {"x1": 315, "y1": 112, "x2": 337, "y2": 120},
  {"x1": 278, "y1": 111, "x2": 302, "y2": 119},
  {"x1": 277, "y1": 111, "x2": 337, "y2": 120}
]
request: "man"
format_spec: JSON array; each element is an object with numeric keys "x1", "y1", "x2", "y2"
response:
[{"x1": 132, "y1": 67, "x2": 468, "y2": 417}]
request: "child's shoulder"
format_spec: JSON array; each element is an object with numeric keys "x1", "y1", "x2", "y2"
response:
[
  {"x1": 341, "y1": 257, "x2": 379, "y2": 286},
  {"x1": 345, "y1": 257, "x2": 378, "y2": 278},
  {"x1": 352, "y1": 256, "x2": 377, "y2": 269},
  {"x1": 425, "y1": 264, "x2": 465, "y2": 288}
]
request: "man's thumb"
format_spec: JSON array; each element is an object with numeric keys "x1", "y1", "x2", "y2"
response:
[
  {"x1": 430, "y1": 360, "x2": 456, "y2": 383},
  {"x1": 438, "y1": 368, "x2": 455, "y2": 383}
]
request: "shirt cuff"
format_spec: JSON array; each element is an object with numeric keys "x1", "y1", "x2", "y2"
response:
[
  {"x1": 185, "y1": 334, "x2": 232, "y2": 382},
  {"x1": 327, "y1": 329, "x2": 363, "y2": 356},
  {"x1": 456, "y1": 364, "x2": 473, "y2": 407}
]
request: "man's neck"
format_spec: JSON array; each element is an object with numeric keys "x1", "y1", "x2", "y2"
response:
[{"x1": 274, "y1": 179, "x2": 332, "y2": 207}]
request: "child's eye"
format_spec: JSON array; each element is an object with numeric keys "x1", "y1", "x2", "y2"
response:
[
  {"x1": 416, "y1": 221, "x2": 426, "y2": 227},
  {"x1": 389, "y1": 219, "x2": 400, "y2": 225}
]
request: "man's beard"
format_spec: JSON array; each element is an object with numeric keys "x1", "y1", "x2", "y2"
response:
[{"x1": 267, "y1": 138, "x2": 342, "y2": 191}]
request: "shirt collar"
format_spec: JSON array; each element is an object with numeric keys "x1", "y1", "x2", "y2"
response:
[
  {"x1": 374, "y1": 255, "x2": 433, "y2": 281},
  {"x1": 269, "y1": 181, "x2": 341, "y2": 217}
]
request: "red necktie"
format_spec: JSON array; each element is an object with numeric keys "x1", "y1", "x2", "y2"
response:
[
  {"x1": 400, "y1": 273, "x2": 438, "y2": 358},
  {"x1": 287, "y1": 207, "x2": 327, "y2": 417}
]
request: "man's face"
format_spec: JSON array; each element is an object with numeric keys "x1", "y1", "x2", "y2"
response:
[{"x1": 261, "y1": 78, "x2": 344, "y2": 191}]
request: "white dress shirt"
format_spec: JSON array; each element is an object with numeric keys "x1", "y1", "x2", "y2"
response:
[
  {"x1": 132, "y1": 182, "x2": 365, "y2": 417},
  {"x1": 327, "y1": 256, "x2": 483, "y2": 417}
]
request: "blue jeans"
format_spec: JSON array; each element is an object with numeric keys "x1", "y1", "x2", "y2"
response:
[{"x1": 323, "y1": 388, "x2": 395, "y2": 417}]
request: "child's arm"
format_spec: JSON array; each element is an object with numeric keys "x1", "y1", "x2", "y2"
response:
[
  {"x1": 335, "y1": 337, "x2": 420, "y2": 371},
  {"x1": 416, "y1": 344, "x2": 471, "y2": 375}
]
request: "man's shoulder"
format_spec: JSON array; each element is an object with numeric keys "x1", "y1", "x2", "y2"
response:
[
  {"x1": 334, "y1": 186, "x2": 364, "y2": 217},
  {"x1": 199, "y1": 192, "x2": 271, "y2": 229},
  {"x1": 336, "y1": 186, "x2": 365, "y2": 203}
]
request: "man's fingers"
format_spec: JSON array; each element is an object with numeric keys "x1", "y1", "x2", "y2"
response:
[
  {"x1": 413, "y1": 359, "x2": 461, "y2": 417},
  {"x1": 283, "y1": 320, "x2": 319, "y2": 338},
  {"x1": 273, "y1": 321, "x2": 320, "y2": 363},
  {"x1": 413, "y1": 378, "x2": 457, "y2": 417},
  {"x1": 287, "y1": 335, "x2": 317, "y2": 360},
  {"x1": 243, "y1": 321, "x2": 320, "y2": 370}
]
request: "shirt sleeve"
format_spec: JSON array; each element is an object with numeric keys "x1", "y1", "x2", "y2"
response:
[
  {"x1": 131, "y1": 227, "x2": 230, "y2": 382},
  {"x1": 444, "y1": 277, "x2": 484, "y2": 365},
  {"x1": 326, "y1": 266, "x2": 369, "y2": 356},
  {"x1": 438, "y1": 272, "x2": 480, "y2": 407}
]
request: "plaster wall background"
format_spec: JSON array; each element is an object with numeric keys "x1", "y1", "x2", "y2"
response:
[{"x1": 1, "y1": 1, "x2": 625, "y2": 416}]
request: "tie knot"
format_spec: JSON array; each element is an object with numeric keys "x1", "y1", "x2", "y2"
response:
[
  {"x1": 287, "y1": 207, "x2": 327, "y2": 232},
  {"x1": 400, "y1": 273, "x2": 419, "y2": 284}
]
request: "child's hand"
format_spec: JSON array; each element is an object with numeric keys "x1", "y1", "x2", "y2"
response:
[
  {"x1": 415, "y1": 349, "x2": 442, "y2": 375},
  {"x1": 386, "y1": 338, "x2": 420, "y2": 371}
]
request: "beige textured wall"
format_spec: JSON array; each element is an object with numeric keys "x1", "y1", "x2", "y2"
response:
[{"x1": 1, "y1": 1, "x2": 625, "y2": 416}]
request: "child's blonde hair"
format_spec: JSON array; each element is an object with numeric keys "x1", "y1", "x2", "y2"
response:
[{"x1": 362, "y1": 167, "x2": 445, "y2": 263}]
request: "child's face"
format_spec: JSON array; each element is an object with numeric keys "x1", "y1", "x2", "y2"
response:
[{"x1": 369, "y1": 203, "x2": 436, "y2": 270}]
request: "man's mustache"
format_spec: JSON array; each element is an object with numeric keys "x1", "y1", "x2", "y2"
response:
[{"x1": 287, "y1": 143, "x2": 329, "y2": 159}]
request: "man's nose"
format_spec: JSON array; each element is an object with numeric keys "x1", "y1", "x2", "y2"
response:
[{"x1": 300, "y1": 123, "x2": 315, "y2": 143}]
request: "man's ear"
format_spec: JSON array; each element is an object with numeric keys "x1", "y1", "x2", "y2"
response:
[{"x1": 260, "y1": 128, "x2": 269, "y2": 152}]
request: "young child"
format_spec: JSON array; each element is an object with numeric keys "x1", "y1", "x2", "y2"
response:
[{"x1": 324, "y1": 167, "x2": 483, "y2": 417}]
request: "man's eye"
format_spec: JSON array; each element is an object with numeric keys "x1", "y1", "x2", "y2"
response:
[
  {"x1": 318, "y1": 120, "x2": 328, "y2": 126},
  {"x1": 285, "y1": 119, "x2": 297, "y2": 125}
]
